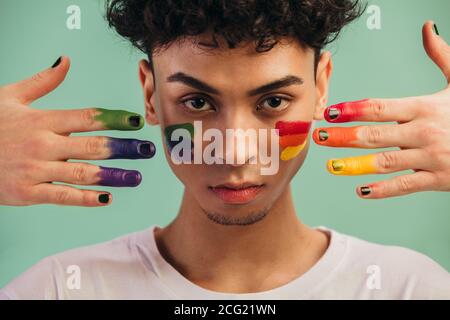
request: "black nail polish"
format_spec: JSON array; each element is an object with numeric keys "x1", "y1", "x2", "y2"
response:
[
  {"x1": 51, "y1": 56, "x2": 62, "y2": 68},
  {"x1": 433, "y1": 23, "x2": 440, "y2": 36},
  {"x1": 328, "y1": 108, "x2": 340, "y2": 120},
  {"x1": 319, "y1": 130, "x2": 329, "y2": 141},
  {"x1": 128, "y1": 116, "x2": 142, "y2": 128},
  {"x1": 360, "y1": 187, "x2": 371, "y2": 196},
  {"x1": 138, "y1": 142, "x2": 156, "y2": 158},
  {"x1": 98, "y1": 194, "x2": 110, "y2": 204}
]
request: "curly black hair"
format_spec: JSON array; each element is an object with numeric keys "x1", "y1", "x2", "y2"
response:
[{"x1": 105, "y1": 0, "x2": 366, "y2": 72}]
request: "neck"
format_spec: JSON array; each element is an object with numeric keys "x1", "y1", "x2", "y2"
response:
[{"x1": 154, "y1": 184, "x2": 329, "y2": 292}]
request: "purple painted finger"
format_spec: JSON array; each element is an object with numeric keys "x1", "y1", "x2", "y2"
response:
[
  {"x1": 97, "y1": 166, "x2": 142, "y2": 187},
  {"x1": 107, "y1": 138, "x2": 156, "y2": 159}
]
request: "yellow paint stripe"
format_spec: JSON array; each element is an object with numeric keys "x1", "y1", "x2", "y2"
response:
[{"x1": 280, "y1": 140, "x2": 308, "y2": 161}]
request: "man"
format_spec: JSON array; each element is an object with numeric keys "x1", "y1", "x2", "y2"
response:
[{"x1": 1, "y1": 0, "x2": 449, "y2": 299}]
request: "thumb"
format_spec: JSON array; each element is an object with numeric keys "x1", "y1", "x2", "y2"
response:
[
  {"x1": 6, "y1": 56, "x2": 71, "y2": 105},
  {"x1": 422, "y1": 21, "x2": 450, "y2": 84}
]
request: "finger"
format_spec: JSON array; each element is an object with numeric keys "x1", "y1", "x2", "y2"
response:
[
  {"x1": 55, "y1": 136, "x2": 155, "y2": 160},
  {"x1": 356, "y1": 170, "x2": 438, "y2": 199},
  {"x1": 323, "y1": 97, "x2": 423, "y2": 124},
  {"x1": 4, "y1": 56, "x2": 70, "y2": 105},
  {"x1": 41, "y1": 162, "x2": 142, "y2": 187},
  {"x1": 326, "y1": 149, "x2": 430, "y2": 176},
  {"x1": 313, "y1": 123, "x2": 422, "y2": 149},
  {"x1": 30, "y1": 183, "x2": 112, "y2": 207},
  {"x1": 43, "y1": 108, "x2": 145, "y2": 133},
  {"x1": 423, "y1": 20, "x2": 450, "y2": 84}
]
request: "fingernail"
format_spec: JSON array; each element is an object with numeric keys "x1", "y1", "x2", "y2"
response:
[
  {"x1": 128, "y1": 116, "x2": 142, "y2": 128},
  {"x1": 123, "y1": 172, "x2": 142, "y2": 186},
  {"x1": 433, "y1": 23, "x2": 440, "y2": 36},
  {"x1": 319, "y1": 130, "x2": 329, "y2": 141},
  {"x1": 331, "y1": 159, "x2": 346, "y2": 172},
  {"x1": 138, "y1": 142, "x2": 156, "y2": 158},
  {"x1": 328, "y1": 108, "x2": 340, "y2": 120},
  {"x1": 360, "y1": 186, "x2": 371, "y2": 196},
  {"x1": 98, "y1": 193, "x2": 110, "y2": 204},
  {"x1": 51, "y1": 56, "x2": 62, "y2": 68}
]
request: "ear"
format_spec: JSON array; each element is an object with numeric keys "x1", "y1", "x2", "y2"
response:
[
  {"x1": 313, "y1": 51, "x2": 333, "y2": 121},
  {"x1": 138, "y1": 59, "x2": 159, "y2": 125}
]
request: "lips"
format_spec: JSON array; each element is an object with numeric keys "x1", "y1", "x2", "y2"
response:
[{"x1": 209, "y1": 182, "x2": 264, "y2": 204}]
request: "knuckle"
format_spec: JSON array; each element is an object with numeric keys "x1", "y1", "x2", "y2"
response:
[
  {"x1": 19, "y1": 161, "x2": 41, "y2": 180},
  {"x1": 378, "y1": 152, "x2": 397, "y2": 171},
  {"x1": 396, "y1": 176, "x2": 414, "y2": 193},
  {"x1": 26, "y1": 132, "x2": 54, "y2": 156},
  {"x1": 417, "y1": 124, "x2": 441, "y2": 143},
  {"x1": 370, "y1": 99, "x2": 386, "y2": 120},
  {"x1": 365, "y1": 126, "x2": 383, "y2": 145},
  {"x1": 55, "y1": 189, "x2": 71, "y2": 204},
  {"x1": 80, "y1": 108, "x2": 97, "y2": 128},
  {"x1": 72, "y1": 164, "x2": 88, "y2": 183},
  {"x1": 11, "y1": 184, "x2": 30, "y2": 203},
  {"x1": 85, "y1": 137, "x2": 105, "y2": 156},
  {"x1": 428, "y1": 146, "x2": 450, "y2": 168}
]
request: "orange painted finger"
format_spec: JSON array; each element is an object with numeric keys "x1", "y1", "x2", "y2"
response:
[
  {"x1": 313, "y1": 124, "x2": 420, "y2": 149},
  {"x1": 313, "y1": 127, "x2": 360, "y2": 147}
]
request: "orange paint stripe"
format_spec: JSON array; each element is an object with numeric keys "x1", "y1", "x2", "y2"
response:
[{"x1": 280, "y1": 133, "x2": 308, "y2": 148}]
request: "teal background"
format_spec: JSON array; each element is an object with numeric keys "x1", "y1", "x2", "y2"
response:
[{"x1": 0, "y1": 0, "x2": 449, "y2": 287}]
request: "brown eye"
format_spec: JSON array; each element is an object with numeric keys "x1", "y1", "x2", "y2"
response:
[
  {"x1": 258, "y1": 96, "x2": 290, "y2": 112},
  {"x1": 181, "y1": 96, "x2": 214, "y2": 112}
]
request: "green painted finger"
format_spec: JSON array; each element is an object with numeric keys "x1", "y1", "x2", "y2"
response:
[{"x1": 94, "y1": 108, "x2": 144, "y2": 130}]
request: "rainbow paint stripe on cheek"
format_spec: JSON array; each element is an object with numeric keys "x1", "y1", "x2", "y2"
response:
[{"x1": 276, "y1": 121, "x2": 312, "y2": 161}]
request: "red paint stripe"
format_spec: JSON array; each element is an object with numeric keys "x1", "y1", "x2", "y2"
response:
[{"x1": 275, "y1": 121, "x2": 312, "y2": 136}]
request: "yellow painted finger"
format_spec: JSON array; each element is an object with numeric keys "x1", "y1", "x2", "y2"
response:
[{"x1": 327, "y1": 154, "x2": 377, "y2": 175}]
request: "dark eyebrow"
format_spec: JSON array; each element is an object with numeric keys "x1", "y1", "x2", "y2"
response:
[{"x1": 166, "y1": 72, "x2": 304, "y2": 97}]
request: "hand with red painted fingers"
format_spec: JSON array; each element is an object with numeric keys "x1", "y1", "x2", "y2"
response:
[
  {"x1": 0, "y1": 56, "x2": 155, "y2": 207},
  {"x1": 312, "y1": 21, "x2": 450, "y2": 199}
]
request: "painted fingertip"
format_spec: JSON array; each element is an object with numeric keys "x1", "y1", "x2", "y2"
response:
[
  {"x1": 433, "y1": 23, "x2": 440, "y2": 36},
  {"x1": 138, "y1": 141, "x2": 156, "y2": 158},
  {"x1": 326, "y1": 108, "x2": 340, "y2": 121},
  {"x1": 327, "y1": 159, "x2": 346, "y2": 174},
  {"x1": 359, "y1": 186, "x2": 372, "y2": 197},
  {"x1": 123, "y1": 171, "x2": 142, "y2": 187},
  {"x1": 128, "y1": 115, "x2": 143, "y2": 128},
  {"x1": 318, "y1": 130, "x2": 329, "y2": 141},
  {"x1": 51, "y1": 56, "x2": 62, "y2": 68},
  {"x1": 98, "y1": 193, "x2": 110, "y2": 204}
]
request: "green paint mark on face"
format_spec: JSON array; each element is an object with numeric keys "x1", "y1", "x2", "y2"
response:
[
  {"x1": 164, "y1": 123, "x2": 194, "y2": 151},
  {"x1": 94, "y1": 108, "x2": 144, "y2": 130}
]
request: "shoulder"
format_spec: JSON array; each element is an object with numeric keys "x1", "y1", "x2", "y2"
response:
[
  {"x1": 1, "y1": 228, "x2": 152, "y2": 300},
  {"x1": 328, "y1": 228, "x2": 450, "y2": 299}
]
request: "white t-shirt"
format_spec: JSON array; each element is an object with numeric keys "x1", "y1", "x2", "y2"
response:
[{"x1": 1, "y1": 225, "x2": 449, "y2": 300}]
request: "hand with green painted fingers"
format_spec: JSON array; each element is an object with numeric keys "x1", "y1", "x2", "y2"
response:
[{"x1": 0, "y1": 56, "x2": 155, "y2": 207}]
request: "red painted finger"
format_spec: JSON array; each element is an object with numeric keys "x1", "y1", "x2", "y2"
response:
[{"x1": 324, "y1": 97, "x2": 422, "y2": 124}]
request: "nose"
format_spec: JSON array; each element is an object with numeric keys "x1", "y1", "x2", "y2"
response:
[{"x1": 213, "y1": 110, "x2": 259, "y2": 166}]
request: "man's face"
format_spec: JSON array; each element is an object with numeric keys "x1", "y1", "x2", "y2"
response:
[{"x1": 140, "y1": 35, "x2": 330, "y2": 225}]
